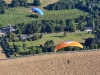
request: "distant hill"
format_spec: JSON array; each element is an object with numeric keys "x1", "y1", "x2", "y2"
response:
[{"x1": 0, "y1": 50, "x2": 100, "y2": 75}]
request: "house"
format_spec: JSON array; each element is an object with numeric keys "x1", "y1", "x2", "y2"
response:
[
  {"x1": 0, "y1": 29, "x2": 6, "y2": 37},
  {"x1": 20, "y1": 34, "x2": 30, "y2": 40},
  {"x1": 0, "y1": 27, "x2": 9, "y2": 37},
  {"x1": 75, "y1": 30, "x2": 80, "y2": 32},
  {"x1": 7, "y1": 24, "x2": 15, "y2": 32},
  {"x1": 0, "y1": 24, "x2": 16, "y2": 37},
  {"x1": 84, "y1": 27, "x2": 94, "y2": 32}
]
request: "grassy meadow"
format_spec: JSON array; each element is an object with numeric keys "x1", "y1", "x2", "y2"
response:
[
  {"x1": 1, "y1": 0, "x2": 88, "y2": 26},
  {"x1": 2, "y1": 0, "x2": 59, "y2": 26},
  {"x1": 0, "y1": 7, "x2": 88, "y2": 26},
  {"x1": 9, "y1": 32, "x2": 95, "y2": 47}
]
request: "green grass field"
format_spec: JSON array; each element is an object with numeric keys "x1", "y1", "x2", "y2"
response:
[
  {"x1": 0, "y1": 7, "x2": 88, "y2": 26},
  {"x1": 9, "y1": 32, "x2": 95, "y2": 47},
  {"x1": 1, "y1": 0, "x2": 88, "y2": 26}
]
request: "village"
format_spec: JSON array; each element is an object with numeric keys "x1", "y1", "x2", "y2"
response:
[{"x1": 0, "y1": 24, "x2": 95, "y2": 40}]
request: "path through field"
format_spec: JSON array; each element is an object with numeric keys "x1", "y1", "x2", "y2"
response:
[
  {"x1": 0, "y1": 46, "x2": 6, "y2": 59},
  {"x1": 0, "y1": 50, "x2": 100, "y2": 75}
]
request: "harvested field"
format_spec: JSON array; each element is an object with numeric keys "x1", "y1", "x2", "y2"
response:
[
  {"x1": 4, "y1": 0, "x2": 12, "y2": 4},
  {"x1": 0, "y1": 46, "x2": 6, "y2": 59},
  {"x1": 0, "y1": 50, "x2": 100, "y2": 75},
  {"x1": 5, "y1": 0, "x2": 59, "y2": 5}
]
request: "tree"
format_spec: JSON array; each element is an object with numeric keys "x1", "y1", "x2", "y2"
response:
[
  {"x1": 30, "y1": 46, "x2": 37, "y2": 54},
  {"x1": 77, "y1": 22, "x2": 85, "y2": 31},
  {"x1": 36, "y1": 47, "x2": 42, "y2": 54},
  {"x1": 47, "y1": 47, "x2": 54, "y2": 52},
  {"x1": 25, "y1": 21, "x2": 41, "y2": 34},
  {"x1": 0, "y1": 23, "x2": 4, "y2": 28},
  {"x1": 46, "y1": 24, "x2": 54, "y2": 33},
  {"x1": 11, "y1": 0, "x2": 28, "y2": 7},
  {"x1": 55, "y1": 25, "x2": 62, "y2": 32},
  {"x1": 39, "y1": 34, "x2": 43, "y2": 39},
  {"x1": 7, "y1": 32, "x2": 16, "y2": 42},
  {"x1": 23, "y1": 43, "x2": 27, "y2": 51},
  {"x1": 18, "y1": 0, "x2": 28, "y2": 7},
  {"x1": 70, "y1": 24, "x2": 76, "y2": 32},
  {"x1": 13, "y1": 43, "x2": 18, "y2": 52},
  {"x1": 11, "y1": 0, "x2": 20, "y2": 7},
  {"x1": 33, "y1": 0, "x2": 41, "y2": 6},
  {"x1": 32, "y1": 34, "x2": 38, "y2": 40},
  {"x1": 44, "y1": 40, "x2": 54, "y2": 52},
  {"x1": 0, "y1": 0, "x2": 8, "y2": 14},
  {"x1": 84, "y1": 38, "x2": 93, "y2": 46},
  {"x1": 63, "y1": 32, "x2": 67, "y2": 37},
  {"x1": 13, "y1": 44, "x2": 22, "y2": 54},
  {"x1": 44, "y1": 40, "x2": 54, "y2": 48}
]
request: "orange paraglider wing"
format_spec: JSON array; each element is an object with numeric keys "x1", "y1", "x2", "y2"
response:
[{"x1": 55, "y1": 41, "x2": 83, "y2": 52}]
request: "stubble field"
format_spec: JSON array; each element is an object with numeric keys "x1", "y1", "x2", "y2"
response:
[{"x1": 0, "y1": 50, "x2": 100, "y2": 75}]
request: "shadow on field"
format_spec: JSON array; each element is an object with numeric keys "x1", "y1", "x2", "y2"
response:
[
  {"x1": 43, "y1": 4, "x2": 53, "y2": 10},
  {"x1": 51, "y1": 35, "x2": 63, "y2": 38},
  {"x1": 26, "y1": 15, "x2": 39, "y2": 18},
  {"x1": 28, "y1": 3, "x2": 33, "y2": 6},
  {"x1": 82, "y1": 38, "x2": 87, "y2": 40}
]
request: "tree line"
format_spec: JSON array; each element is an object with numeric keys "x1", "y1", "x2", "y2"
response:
[
  {"x1": 0, "y1": 0, "x2": 8, "y2": 14},
  {"x1": 46, "y1": 0, "x2": 100, "y2": 18},
  {"x1": 0, "y1": 0, "x2": 41, "y2": 14},
  {"x1": 10, "y1": 0, "x2": 41, "y2": 7},
  {"x1": 6, "y1": 14, "x2": 97, "y2": 42},
  {"x1": 11, "y1": 14, "x2": 95, "y2": 35},
  {"x1": 2, "y1": 37, "x2": 55, "y2": 57},
  {"x1": 84, "y1": 27, "x2": 100, "y2": 50}
]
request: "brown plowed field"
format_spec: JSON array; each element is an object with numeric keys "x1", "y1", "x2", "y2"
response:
[{"x1": 0, "y1": 51, "x2": 100, "y2": 75}]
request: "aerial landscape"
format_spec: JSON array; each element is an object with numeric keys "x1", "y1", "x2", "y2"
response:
[{"x1": 0, "y1": 0, "x2": 100, "y2": 75}]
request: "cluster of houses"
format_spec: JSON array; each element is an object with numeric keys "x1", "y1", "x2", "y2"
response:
[
  {"x1": 76, "y1": 27, "x2": 94, "y2": 32},
  {"x1": 0, "y1": 24, "x2": 95, "y2": 40},
  {"x1": 0, "y1": 24, "x2": 31, "y2": 40}
]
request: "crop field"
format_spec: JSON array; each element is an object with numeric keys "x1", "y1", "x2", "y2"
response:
[
  {"x1": 8, "y1": 32, "x2": 95, "y2": 47},
  {"x1": 0, "y1": 50, "x2": 100, "y2": 75}
]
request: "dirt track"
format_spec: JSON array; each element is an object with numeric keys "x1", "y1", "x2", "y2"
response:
[
  {"x1": 0, "y1": 50, "x2": 100, "y2": 75},
  {"x1": 0, "y1": 46, "x2": 6, "y2": 59}
]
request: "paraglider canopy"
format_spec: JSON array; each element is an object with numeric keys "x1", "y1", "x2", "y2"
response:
[
  {"x1": 54, "y1": 41, "x2": 83, "y2": 52},
  {"x1": 30, "y1": 7, "x2": 43, "y2": 15}
]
